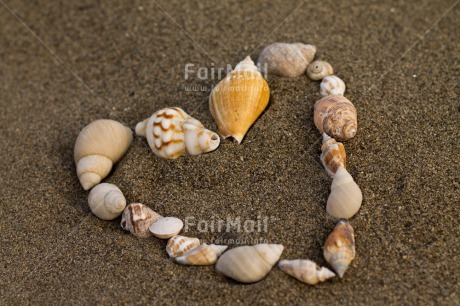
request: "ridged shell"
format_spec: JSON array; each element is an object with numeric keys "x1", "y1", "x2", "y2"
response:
[
  {"x1": 176, "y1": 244, "x2": 228, "y2": 265},
  {"x1": 121, "y1": 203, "x2": 162, "y2": 238},
  {"x1": 257, "y1": 43, "x2": 316, "y2": 77},
  {"x1": 88, "y1": 183, "x2": 126, "y2": 220},
  {"x1": 306, "y1": 60, "x2": 334, "y2": 80},
  {"x1": 324, "y1": 219, "x2": 356, "y2": 278},
  {"x1": 74, "y1": 120, "x2": 133, "y2": 190},
  {"x1": 314, "y1": 95, "x2": 358, "y2": 141},
  {"x1": 278, "y1": 259, "x2": 335, "y2": 285},
  {"x1": 149, "y1": 217, "x2": 184, "y2": 239},
  {"x1": 215, "y1": 244, "x2": 284, "y2": 283},
  {"x1": 166, "y1": 235, "x2": 201, "y2": 258},
  {"x1": 326, "y1": 167, "x2": 362, "y2": 219},
  {"x1": 320, "y1": 75, "x2": 346, "y2": 96},
  {"x1": 320, "y1": 133, "x2": 346, "y2": 177},
  {"x1": 209, "y1": 56, "x2": 270, "y2": 144},
  {"x1": 135, "y1": 107, "x2": 220, "y2": 159}
]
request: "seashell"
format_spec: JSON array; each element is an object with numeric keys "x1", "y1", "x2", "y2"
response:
[
  {"x1": 149, "y1": 217, "x2": 184, "y2": 239},
  {"x1": 74, "y1": 119, "x2": 133, "y2": 190},
  {"x1": 87, "y1": 183, "x2": 126, "y2": 220},
  {"x1": 313, "y1": 95, "x2": 358, "y2": 141},
  {"x1": 166, "y1": 235, "x2": 201, "y2": 258},
  {"x1": 326, "y1": 167, "x2": 362, "y2": 219},
  {"x1": 320, "y1": 133, "x2": 346, "y2": 177},
  {"x1": 257, "y1": 42, "x2": 316, "y2": 77},
  {"x1": 215, "y1": 244, "x2": 284, "y2": 283},
  {"x1": 324, "y1": 219, "x2": 356, "y2": 278},
  {"x1": 278, "y1": 259, "x2": 335, "y2": 285},
  {"x1": 209, "y1": 56, "x2": 270, "y2": 144},
  {"x1": 175, "y1": 243, "x2": 228, "y2": 265},
  {"x1": 306, "y1": 60, "x2": 334, "y2": 80},
  {"x1": 320, "y1": 75, "x2": 346, "y2": 96},
  {"x1": 121, "y1": 203, "x2": 162, "y2": 238},
  {"x1": 135, "y1": 107, "x2": 220, "y2": 159}
]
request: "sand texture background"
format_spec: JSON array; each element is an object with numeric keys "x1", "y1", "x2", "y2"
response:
[{"x1": 0, "y1": 0, "x2": 459, "y2": 304}]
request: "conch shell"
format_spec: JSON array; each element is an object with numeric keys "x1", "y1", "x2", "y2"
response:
[
  {"x1": 326, "y1": 167, "x2": 362, "y2": 219},
  {"x1": 320, "y1": 133, "x2": 346, "y2": 177},
  {"x1": 257, "y1": 42, "x2": 316, "y2": 77},
  {"x1": 306, "y1": 60, "x2": 334, "y2": 80},
  {"x1": 88, "y1": 183, "x2": 126, "y2": 220},
  {"x1": 176, "y1": 244, "x2": 228, "y2": 265},
  {"x1": 74, "y1": 119, "x2": 133, "y2": 190},
  {"x1": 320, "y1": 75, "x2": 346, "y2": 96},
  {"x1": 278, "y1": 259, "x2": 335, "y2": 285},
  {"x1": 166, "y1": 235, "x2": 201, "y2": 258},
  {"x1": 136, "y1": 107, "x2": 220, "y2": 159},
  {"x1": 149, "y1": 217, "x2": 183, "y2": 239},
  {"x1": 215, "y1": 244, "x2": 284, "y2": 283},
  {"x1": 209, "y1": 56, "x2": 270, "y2": 143},
  {"x1": 324, "y1": 219, "x2": 355, "y2": 278},
  {"x1": 121, "y1": 203, "x2": 162, "y2": 238},
  {"x1": 314, "y1": 95, "x2": 357, "y2": 141}
]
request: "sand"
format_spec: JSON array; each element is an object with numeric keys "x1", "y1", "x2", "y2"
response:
[{"x1": 0, "y1": 0, "x2": 459, "y2": 304}]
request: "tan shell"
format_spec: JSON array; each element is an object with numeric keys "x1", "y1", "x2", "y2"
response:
[
  {"x1": 324, "y1": 219, "x2": 356, "y2": 278},
  {"x1": 320, "y1": 75, "x2": 346, "y2": 96},
  {"x1": 88, "y1": 183, "x2": 126, "y2": 220},
  {"x1": 166, "y1": 235, "x2": 201, "y2": 258},
  {"x1": 313, "y1": 95, "x2": 357, "y2": 141},
  {"x1": 149, "y1": 217, "x2": 183, "y2": 239},
  {"x1": 320, "y1": 133, "x2": 346, "y2": 177},
  {"x1": 120, "y1": 203, "x2": 162, "y2": 238},
  {"x1": 209, "y1": 56, "x2": 270, "y2": 144},
  {"x1": 175, "y1": 244, "x2": 228, "y2": 265},
  {"x1": 74, "y1": 120, "x2": 133, "y2": 190},
  {"x1": 326, "y1": 167, "x2": 362, "y2": 219},
  {"x1": 278, "y1": 259, "x2": 335, "y2": 285},
  {"x1": 306, "y1": 60, "x2": 334, "y2": 80},
  {"x1": 257, "y1": 43, "x2": 316, "y2": 77}
]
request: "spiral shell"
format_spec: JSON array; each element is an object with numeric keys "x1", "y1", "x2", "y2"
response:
[
  {"x1": 135, "y1": 107, "x2": 220, "y2": 159},
  {"x1": 324, "y1": 219, "x2": 355, "y2": 278},
  {"x1": 121, "y1": 203, "x2": 162, "y2": 238},
  {"x1": 257, "y1": 42, "x2": 316, "y2": 77},
  {"x1": 314, "y1": 95, "x2": 357, "y2": 141},
  {"x1": 209, "y1": 56, "x2": 270, "y2": 144},
  {"x1": 88, "y1": 183, "x2": 126, "y2": 220},
  {"x1": 74, "y1": 120, "x2": 133, "y2": 190},
  {"x1": 320, "y1": 133, "x2": 346, "y2": 177},
  {"x1": 326, "y1": 167, "x2": 362, "y2": 219},
  {"x1": 166, "y1": 235, "x2": 201, "y2": 258},
  {"x1": 149, "y1": 217, "x2": 184, "y2": 239},
  {"x1": 320, "y1": 75, "x2": 346, "y2": 96},
  {"x1": 306, "y1": 60, "x2": 334, "y2": 80},
  {"x1": 278, "y1": 259, "x2": 335, "y2": 285},
  {"x1": 176, "y1": 244, "x2": 228, "y2": 265},
  {"x1": 215, "y1": 244, "x2": 284, "y2": 283}
]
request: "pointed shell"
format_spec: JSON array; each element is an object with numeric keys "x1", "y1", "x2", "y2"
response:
[
  {"x1": 176, "y1": 244, "x2": 228, "y2": 265},
  {"x1": 74, "y1": 120, "x2": 133, "y2": 190},
  {"x1": 257, "y1": 43, "x2": 316, "y2": 77},
  {"x1": 215, "y1": 244, "x2": 284, "y2": 283},
  {"x1": 88, "y1": 183, "x2": 126, "y2": 220},
  {"x1": 320, "y1": 133, "x2": 346, "y2": 177},
  {"x1": 166, "y1": 235, "x2": 201, "y2": 258},
  {"x1": 307, "y1": 60, "x2": 334, "y2": 80},
  {"x1": 149, "y1": 217, "x2": 184, "y2": 239},
  {"x1": 121, "y1": 203, "x2": 162, "y2": 238},
  {"x1": 209, "y1": 56, "x2": 270, "y2": 144},
  {"x1": 135, "y1": 107, "x2": 220, "y2": 159},
  {"x1": 320, "y1": 75, "x2": 346, "y2": 96},
  {"x1": 314, "y1": 95, "x2": 357, "y2": 141},
  {"x1": 326, "y1": 167, "x2": 362, "y2": 219},
  {"x1": 324, "y1": 219, "x2": 356, "y2": 278},
  {"x1": 278, "y1": 259, "x2": 335, "y2": 285}
]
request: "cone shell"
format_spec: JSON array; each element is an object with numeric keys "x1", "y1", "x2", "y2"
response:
[
  {"x1": 278, "y1": 259, "x2": 335, "y2": 285},
  {"x1": 166, "y1": 235, "x2": 201, "y2": 258},
  {"x1": 320, "y1": 75, "x2": 346, "y2": 96},
  {"x1": 306, "y1": 60, "x2": 334, "y2": 80},
  {"x1": 320, "y1": 133, "x2": 346, "y2": 177},
  {"x1": 257, "y1": 42, "x2": 316, "y2": 77},
  {"x1": 314, "y1": 95, "x2": 357, "y2": 141},
  {"x1": 120, "y1": 203, "x2": 162, "y2": 238},
  {"x1": 74, "y1": 119, "x2": 133, "y2": 190},
  {"x1": 215, "y1": 244, "x2": 284, "y2": 283},
  {"x1": 88, "y1": 183, "x2": 126, "y2": 220},
  {"x1": 324, "y1": 219, "x2": 355, "y2": 278},
  {"x1": 149, "y1": 217, "x2": 184, "y2": 239},
  {"x1": 209, "y1": 56, "x2": 270, "y2": 144},
  {"x1": 326, "y1": 167, "x2": 362, "y2": 219},
  {"x1": 175, "y1": 244, "x2": 228, "y2": 265}
]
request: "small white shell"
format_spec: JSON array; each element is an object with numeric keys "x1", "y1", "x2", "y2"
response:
[
  {"x1": 88, "y1": 183, "x2": 126, "y2": 220},
  {"x1": 326, "y1": 167, "x2": 362, "y2": 219},
  {"x1": 175, "y1": 244, "x2": 228, "y2": 265},
  {"x1": 306, "y1": 60, "x2": 334, "y2": 80},
  {"x1": 166, "y1": 235, "x2": 201, "y2": 258},
  {"x1": 149, "y1": 217, "x2": 184, "y2": 239},
  {"x1": 278, "y1": 259, "x2": 335, "y2": 285},
  {"x1": 320, "y1": 75, "x2": 346, "y2": 96}
]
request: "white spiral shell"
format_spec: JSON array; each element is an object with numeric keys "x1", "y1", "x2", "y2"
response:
[
  {"x1": 88, "y1": 183, "x2": 126, "y2": 220},
  {"x1": 320, "y1": 75, "x2": 346, "y2": 96},
  {"x1": 326, "y1": 167, "x2": 362, "y2": 219},
  {"x1": 278, "y1": 259, "x2": 335, "y2": 285}
]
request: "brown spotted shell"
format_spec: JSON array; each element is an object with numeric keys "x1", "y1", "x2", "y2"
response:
[
  {"x1": 324, "y1": 219, "x2": 356, "y2": 278},
  {"x1": 320, "y1": 133, "x2": 346, "y2": 177},
  {"x1": 121, "y1": 203, "x2": 162, "y2": 238}
]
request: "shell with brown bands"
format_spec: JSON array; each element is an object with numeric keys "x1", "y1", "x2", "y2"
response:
[
  {"x1": 320, "y1": 133, "x2": 346, "y2": 177},
  {"x1": 323, "y1": 219, "x2": 356, "y2": 278}
]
